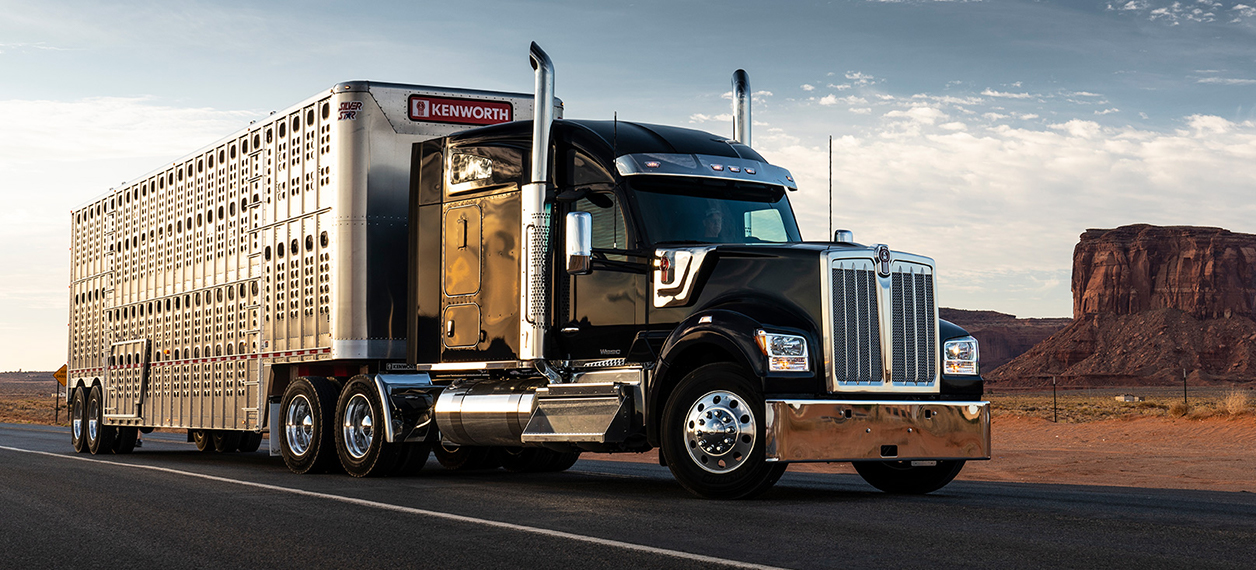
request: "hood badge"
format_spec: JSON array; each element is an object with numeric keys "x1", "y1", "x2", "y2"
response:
[{"x1": 874, "y1": 244, "x2": 892, "y2": 277}]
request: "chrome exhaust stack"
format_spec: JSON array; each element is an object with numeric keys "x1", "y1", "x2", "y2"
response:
[
  {"x1": 732, "y1": 69, "x2": 751, "y2": 147},
  {"x1": 520, "y1": 42, "x2": 555, "y2": 363}
]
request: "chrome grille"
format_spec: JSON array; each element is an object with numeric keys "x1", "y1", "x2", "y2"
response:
[
  {"x1": 831, "y1": 266, "x2": 881, "y2": 384},
  {"x1": 891, "y1": 269, "x2": 936, "y2": 384}
]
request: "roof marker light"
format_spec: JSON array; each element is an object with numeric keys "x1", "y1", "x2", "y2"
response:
[
  {"x1": 745, "y1": 167, "x2": 756, "y2": 175},
  {"x1": 645, "y1": 161, "x2": 661, "y2": 168},
  {"x1": 711, "y1": 164, "x2": 724, "y2": 171},
  {"x1": 728, "y1": 166, "x2": 741, "y2": 173}
]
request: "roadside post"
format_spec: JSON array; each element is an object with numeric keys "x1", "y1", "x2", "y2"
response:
[
  {"x1": 53, "y1": 365, "x2": 67, "y2": 424},
  {"x1": 1052, "y1": 376, "x2": 1058, "y2": 423}
]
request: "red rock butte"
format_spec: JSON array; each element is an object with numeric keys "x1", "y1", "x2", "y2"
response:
[
  {"x1": 990, "y1": 224, "x2": 1256, "y2": 387},
  {"x1": 1073, "y1": 224, "x2": 1256, "y2": 320}
]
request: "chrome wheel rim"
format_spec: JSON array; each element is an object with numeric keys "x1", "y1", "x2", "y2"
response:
[
  {"x1": 72, "y1": 396, "x2": 83, "y2": 440},
  {"x1": 683, "y1": 390, "x2": 755, "y2": 474},
  {"x1": 87, "y1": 394, "x2": 99, "y2": 443},
  {"x1": 341, "y1": 393, "x2": 374, "y2": 460},
  {"x1": 285, "y1": 394, "x2": 314, "y2": 457}
]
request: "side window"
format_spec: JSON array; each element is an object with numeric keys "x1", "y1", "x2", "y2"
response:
[
  {"x1": 744, "y1": 208, "x2": 789, "y2": 242},
  {"x1": 574, "y1": 193, "x2": 627, "y2": 251}
]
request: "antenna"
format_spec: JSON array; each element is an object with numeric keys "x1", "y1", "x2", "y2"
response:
[
  {"x1": 828, "y1": 135, "x2": 833, "y2": 239},
  {"x1": 613, "y1": 111, "x2": 618, "y2": 158}
]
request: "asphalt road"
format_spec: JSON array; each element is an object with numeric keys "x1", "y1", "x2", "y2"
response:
[{"x1": 2, "y1": 423, "x2": 1253, "y2": 569}]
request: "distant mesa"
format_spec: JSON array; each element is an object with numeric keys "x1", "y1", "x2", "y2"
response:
[
  {"x1": 988, "y1": 224, "x2": 1256, "y2": 388},
  {"x1": 939, "y1": 308, "x2": 1070, "y2": 372}
]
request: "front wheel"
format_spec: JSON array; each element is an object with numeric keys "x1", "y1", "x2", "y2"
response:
[
  {"x1": 853, "y1": 460, "x2": 966, "y2": 494},
  {"x1": 660, "y1": 363, "x2": 786, "y2": 499}
]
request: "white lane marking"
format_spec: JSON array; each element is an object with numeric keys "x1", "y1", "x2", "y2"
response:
[{"x1": 0, "y1": 445, "x2": 787, "y2": 570}]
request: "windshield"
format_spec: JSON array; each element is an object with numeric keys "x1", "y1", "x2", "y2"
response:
[{"x1": 630, "y1": 178, "x2": 802, "y2": 245}]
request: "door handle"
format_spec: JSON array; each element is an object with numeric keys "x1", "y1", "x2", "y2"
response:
[{"x1": 446, "y1": 319, "x2": 455, "y2": 337}]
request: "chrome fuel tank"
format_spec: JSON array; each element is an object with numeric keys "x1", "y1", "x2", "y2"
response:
[{"x1": 433, "y1": 378, "x2": 544, "y2": 446}]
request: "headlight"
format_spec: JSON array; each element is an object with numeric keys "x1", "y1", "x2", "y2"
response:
[
  {"x1": 943, "y1": 336, "x2": 979, "y2": 375},
  {"x1": 755, "y1": 330, "x2": 809, "y2": 372}
]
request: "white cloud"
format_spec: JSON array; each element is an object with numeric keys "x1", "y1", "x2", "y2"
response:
[
  {"x1": 755, "y1": 114, "x2": 1256, "y2": 317},
  {"x1": 981, "y1": 89, "x2": 1032, "y2": 99},
  {"x1": 690, "y1": 112, "x2": 734, "y2": 123},
  {"x1": 885, "y1": 106, "x2": 948, "y2": 124},
  {"x1": 850, "y1": 108, "x2": 872, "y2": 115},
  {"x1": 1020, "y1": 113, "x2": 1040, "y2": 120},
  {"x1": 844, "y1": 71, "x2": 877, "y2": 85},
  {"x1": 827, "y1": 83, "x2": 852, "y2": 90},
  {"x1": 939, "y1": 122, "x2": 968, "y2": 131},
  {"x1": 819, "y1": 94, "x2": 868, "y2": 106},
  {"x1": 801, "y1": 84, "x2": 815, "y2": 91},
  {"x1": 1094, "y1": 108, "x2": 1121, "y2": 115},
  {"x1": 1198, "y1": 77, "x2": 1256, "y2": 85}
]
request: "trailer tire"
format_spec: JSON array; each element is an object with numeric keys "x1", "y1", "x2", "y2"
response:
[
  {"x1": 237, "y1": 432, "x2": 264, "y2": 453},
  {"x1": 86, "y1": 385, "x2": 116, "y2": 455},
  {"x1": 334, "y1": 376, "x2": 401, "y2": 477},
  {"x1": 853, "y1": 460, "x2": 965, "y2": 495},
  {"x1": 434, "y1": 443, "x2": 496, "y2": 470},
  {"x1": 280, "y1": 377, "x2": 339, "y2": 474},
  {"x1": 70, "y1": 388, "x2": 88, "y2": 453},
  {"x1": 113, "y1": 427, "x2": 138, "y2": 454},
  {"x1": 545, "y1": 450, "x2": 581, "y2": 472},
  {"x1": 192, "y1": 429, "x2": 212, "y2": 452},
  {"x1": 660, "y1": 362, "x2": 785, "y2": 499},
  {"x1": 212, "y1": 430, "x2": 242, "y2": 453}
]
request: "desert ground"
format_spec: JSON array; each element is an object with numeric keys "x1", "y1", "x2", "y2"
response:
[{"x1": 4, "y1": 372, "x2": 1252, "y2": 493}]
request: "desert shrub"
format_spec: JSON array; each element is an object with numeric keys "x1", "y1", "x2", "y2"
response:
[
  {"x1": 1169, "y1": 400, "x2": 1189, "y2": 417},
  {"x1": 1223, "y1": 388, "x2": 1251, "y2": 416}
]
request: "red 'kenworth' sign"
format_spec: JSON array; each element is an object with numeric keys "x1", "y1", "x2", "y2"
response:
[{"x1": 408, "y1": 95, "x2": 514, "y2": 126}]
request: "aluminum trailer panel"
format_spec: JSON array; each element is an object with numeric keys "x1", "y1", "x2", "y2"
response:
[{"x1": 67, "y1": 81, "x2": 546, "y2": 432}]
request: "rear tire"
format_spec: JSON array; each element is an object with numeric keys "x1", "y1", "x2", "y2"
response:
[
  {"x1": 86, "y1": 386, "x2": 116, "y2": 455},
  {"x1": 237, "y1": 431, "x2": 264, "y2": 453},
  {"x1": 70, "y1": 388, "x2": 87, "y2": 453},
  {"x1": 279, "y1": 377, "x2": 339, "y2": 474},
  {"x1": 335, "y1": 376, "x2": 402, "y2": 477},
  {"x1": 434, "y1": 443, "x2": 497, "y2": 470},
  {"x1": 390, "y1": 443, "x2": 433, "y2": 476},
  {"x1": 113, "y1": 427, "x2": 138, "y2": 454},
  {"x1": 853, "y1": 460, "x2": 965, "y2": 494},
  {"x1": 212, "y1": 430, "x2": 242, "y2": 453},
  {"x1": 192, "y1": 429, "x2": 211, "y2": 452},
  {"x1": 660, "y1": 362, "x2": 786, "y2": 499}
]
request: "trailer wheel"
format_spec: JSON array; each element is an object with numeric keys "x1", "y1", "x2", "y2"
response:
[
  {"x1": 545, "y1": 450, "x2": 581, "y2": 472},
  {"x1": 280, "y1": 377, "x2": 339, "y2": 474},
  {"x1": 70, "y1": 388, "x2": 88, "y2": 453},
  {"x1": 237, "y1": 431, "x2": 264, "y2": 453},
  {"x1": 660, "y1": 362, "x2": 786, "y2": 499},
  {"x1": 434, "y1": 443, "x2": 497, "y2": 470},
  {"x1": 212, "y1": 430, "x2": 242, "y2": 453},
  {"x1": 192, "y1": 429, "x2": 212, "y2": 452},
  {"x1": 113, "y1": 427, "x2": 138, "y2": 454},
  {"x1": 334, "y1": 376, "x2": 403, "y2": 477},
  {"x1": 86, "y1": 385, "x2": 116, "y2": 455},
  {"x1": 853, "y1": 460, "x2": 966, "y2": 495}
]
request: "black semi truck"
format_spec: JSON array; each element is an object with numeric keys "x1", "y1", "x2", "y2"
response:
[{"x1": 66, "y1": 43, "x2": 988, "y2": 499}]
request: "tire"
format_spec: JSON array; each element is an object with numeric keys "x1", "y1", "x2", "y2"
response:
[
  {"x1": 113, "y1": 427, "x2": 138, "y2": 454},
  {"x1": 434, "y1": 443, "x2": 497, "y2": 471},
  {"x1": 660, "y1": 362, "x2": 786, "y2": 499},
  {"x1": 70, "y1": 388, "x2": 88, "y2": 453},
  {"x1": 192, "y1": 429, "x2": 212, "y2": 452},
  {"x1": 853, "y1": 460, "x2": 966, "y2": 495},
  {"x1": 212, "y1": 430, "x2": 243, "y2": 453},
  {"x1": 279, "y1": 377, "x2": 340, "y2": 474},
  {"x1": 390, "y1": 443, "x2": 433, "y2": 476},
  {"x1": 334, "y1": 376, "x2": 402, "y2": 477},
  {"x1": 86, "y1": 385, "x2": 116, "y2": 455},
  {"x1": 496, "y1": 447, "x2": 553, "y2": 472},
  {"x1": 546, "y1": 450, "x2": 581, "y2": 472},
  {"x1": 237, "y1": 431, "x2": 264, "y2": 453}
]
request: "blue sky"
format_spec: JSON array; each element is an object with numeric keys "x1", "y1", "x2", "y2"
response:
[{"x1": 2, "y1": 0, "x2": 1254, "y2": 370}]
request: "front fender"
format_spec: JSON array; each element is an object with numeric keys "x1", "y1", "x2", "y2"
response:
[{"x1": 647, "y1": 309, "x2": 823, "y2": 446}]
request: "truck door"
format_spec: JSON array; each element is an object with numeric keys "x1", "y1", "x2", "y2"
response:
[{"x1": 556, "y1": 151, "x2": 647, "y2": 362}]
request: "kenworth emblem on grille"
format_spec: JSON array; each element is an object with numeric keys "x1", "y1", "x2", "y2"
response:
[{"x1": 874, "y1": 244, "x2": 892, "y2": 277}]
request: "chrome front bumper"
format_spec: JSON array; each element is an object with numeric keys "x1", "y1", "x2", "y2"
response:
[{"x1": 763, "y1": 400, "x2": 990, "y2": 462}]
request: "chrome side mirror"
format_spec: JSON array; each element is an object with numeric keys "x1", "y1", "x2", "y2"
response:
[{"x1": 565, "y1": 211, "x2": 592, "y2": 275}]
